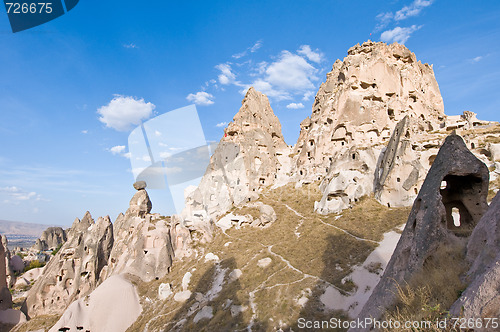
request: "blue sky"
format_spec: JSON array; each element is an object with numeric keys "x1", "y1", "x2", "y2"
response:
[{"x1": 0, "y1": 0, "x2": 499, "y2": 226}]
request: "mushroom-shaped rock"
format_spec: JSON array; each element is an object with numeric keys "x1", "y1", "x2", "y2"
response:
[{"x1": 127, "y1": 189, "x2": 152, "y2": 218}]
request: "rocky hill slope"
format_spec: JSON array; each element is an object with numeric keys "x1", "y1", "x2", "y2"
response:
[{"x1": 5, "y1": 41, "x2": 500, "y2": 332}]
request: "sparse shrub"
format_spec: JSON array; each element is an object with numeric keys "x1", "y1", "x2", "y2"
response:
[
  {"x1": 51, "y1": 243, "x2": 63, "y2": 255},
  {"x1": 24, "y1": 260, "x2": 45, "y2": 273}
]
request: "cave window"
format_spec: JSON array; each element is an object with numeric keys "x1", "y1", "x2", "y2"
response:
[
  {"x1": 260, "y1": 178, "x2": 265, "y2": 185},
  {"x1": 414, "y1": 188, "x2": 418, "y2": 195},
  {"x1": 471, "y1": 143, "x2": 475, "y2": 149},
  {"x1": 309, "y1": 140, "x2": 314, "y2": 146},
  {"x1": 307, "y1": 152, "x2": 311, "y2": 157},
  {"x1": 440, "y1": 174, "x2": 484, "y2": 236},
  {"x1": 352, "y1": 153, "x2": 356, "y2": 160},
  {"x1": 388, "y1": 108, "x2": 395, "y2": 120},
  {"x1": 397, "y1": 177, "x2": 401, "y2": 183},
  {"x1": 299, "y1": 170, "x2": 303, "y2": 175}
]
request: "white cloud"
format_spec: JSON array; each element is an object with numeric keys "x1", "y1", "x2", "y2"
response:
[
  {"x1": 232, "y1": 51, "x2": 246, "y2": 59},
  {"x1": 81, "y1": 130, "x2": 88, "y2": 134},
  {"x1": 215, "y1": 63, "x2": 237, "y2": 85},
  {"x1": 381, "y1": 25, "x2": 421, "y2": 44},
  {"x1": 471, "y1": 56, "x2": 483, "y2": 63},
  {"x1": 297, "y1": 45, "x2": 323, "y2": 63},
  {"x1": 375, "y1": 0, "x2": 433, "y2": 32},
  {"x1": 109, "y1": 145, "x2": 126, "y2": 155},
  {"x1": 247, "y1": 50, "x2": 319, "y2": 100},
  {"x1": 186, "y1": 91, "x2": 215, "y2": 106},
  {"x1": 123, "y1": 43, "x2": 138, "y2": 49},
  {"x1": 98, "y1": 95, "x2": 155, "y2": 132},
  {"x1": 286, "y1": 102, "x2": 305, "y2": 109},
  {"x1": 216, "y1": 122, "x2": 228, "y2": 128},
  {"x1": 302, "y1": 91, "x2": 315, "y2": 101},
  {"x1": 250, "y1": 40, "x2": 262, "y2": 53},
  {"x1": 0, "y1": 186, "x2": 41, "y2": 201},
  {"x1": 395, "y1": 0, "x2": 434, "y2": 21}
]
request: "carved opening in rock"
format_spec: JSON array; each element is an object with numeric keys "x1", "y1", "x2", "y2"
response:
[
  {"x1": 271, "y1": 132, "x2": 280, "y2": 138},
  {"x1": 397, "y1": 177, "x2": 401, "y2": 183},
  {"x1": 410, "y1": 94, "x2": 417, "y2": 102},
  {"x1": 471, "y1": 143, "x2": 475, "y2": 149},
  {"x1": 307, "y1": 152, "x2": 311, "y2": 157},
  {"x1": 479, "y1": 149, "x2": 491, "y2": 158},
  {"x1": 327, "y1": 118, "x2": 333, "y2": 125},
  {"x1": 388, "y1": 108, "x2": 395, "y2": 120},
  {"x1": 259, "y1": 178, "x2": 265, "y2": 185},
  {"x1": 440, "y1": 174, "x2": 484, "y2": 236},
  {"x1": 309, "y1": 140, "x2": 314, "y2": 146},
  {"x1": 227, "y1": 131, "x2": 237, "y2": 136},
  {"x1": 429, "y1": 155, "x2": 437, "y2": 166},
  {"x1": 386, "y1": 92, "x2": 396, "y2": 97},
  {"x1": 338, "y1": 72, "x2": 345, "y2": 82},
  {"x1": 299, "y1": 170, "x2": 303, "y2": 175},
  {"x1": 352, "y1": 153, "x2": 356, "y2": 160},
  {"x1": 414, "y1": 188, "x2": 418, "y2": 195},
  {"x1": 327, "y1": 191, "x2": 347, "y2": 201}
]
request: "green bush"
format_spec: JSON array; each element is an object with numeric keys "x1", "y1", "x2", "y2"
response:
[
  {"x1": 52, "y1": 243, "x2": 63, "y2": 255},
  {"x1": 24, "y1": 260, "x2": 45, "y2": 273}
]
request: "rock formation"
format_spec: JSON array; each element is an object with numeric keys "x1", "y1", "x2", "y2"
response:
[
  {"x1": 102, "y1": 185, "x2": 174, "y2": 282},
  {"x1": 449, "y1": 191, "x2": 500, "y2": 318},
  {"x1": 0, "y1": 235, "x2": 12, "y2": 310},
  {"x1": 356, "y1": 134, "x2": 489, "y2": 325},
  {"x1": 32, "y1": 227, "x2": 67, "y2": 252},
  {"x1": 292, "y1": 41, "x2": 449, "y2": 214},
  {"x1": 23, "y1": 211, "x2": 113, "y2": 317},
  {"x1": 48, "y1": 275, "x2": 142, "y2": 332},
  {"x1": 182, "y1": 87, "x2": 291, "y2": 231}
]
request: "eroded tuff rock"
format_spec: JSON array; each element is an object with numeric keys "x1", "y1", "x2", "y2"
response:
[
  {"x1": 32, "y1": 226, "x2": 67, "y2": 251},
  {"x1": 356, "y1": 134, "x2": 489, "y2": 326},
  {"x1": 128, "y1": 187, "x2": 153, "y2": 218},
  {"x1": 0, "y1": 235, "x2": 12, "y2": 310},
  {"x1": 293, "y1": 41, "x2": 449, "y2": 213},
  {"x1": 182, "y1": 87, "x2": 291, "y2": 231},
  {"x1": 449, "y1": 191, "x2": 500, "y2": 319},
  {"x1": 23, "y1": 211, "x2": 113, "y2": 317}
]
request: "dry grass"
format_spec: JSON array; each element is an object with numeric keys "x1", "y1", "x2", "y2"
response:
[
  {"x1": 11, "y1": 315, "x2": 60, "y2": 332},
  {"x1": 235, "y1": 206, "x2": 261, "y2": 220},
  {"x1": 124, "y1": 184, "x2": 410, "y2": 331},
  {"x1": 321, "y1": 196, "x2": 411, "y2": 242},
  {"x1": 383, "y1": 241, "x2": 468, "y2": 331},
  {"x1": 488, "y1": 176, "x2": 500, "y2": 202}
]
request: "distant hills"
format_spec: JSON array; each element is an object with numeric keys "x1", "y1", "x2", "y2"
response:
[{"x1": 0, "y1": 219, "x2": 58, "y2": 249}]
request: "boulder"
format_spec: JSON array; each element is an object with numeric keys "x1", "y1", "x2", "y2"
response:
[
  {"x1": 355, "y1": 134, "x2": 489, "y2": 326},
  {"x1": 133, "y1": 181, "x2": 147, "y2": 190}
]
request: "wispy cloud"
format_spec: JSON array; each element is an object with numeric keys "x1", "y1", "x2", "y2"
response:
[
  {"x1": 376, "y1": 0, "x2": 433, "y2": 42},
  {"x1": 0, "y1": 186, "x2": 43, "y2": 202},
  {"x1": 98, "y1": 95, "x2": 155, "y2": 132},
  {"x1": 81, "y1": 130, "x2": 88, "y2": 134},
  {"x1": 297, "y1": 45, "x2": 324, "y2": 63},
  {"x1": 395, "y1": 0, "x2": 434, "y2": 21},
  {"x1": 215, "y1": 63, "x2": 238, "y2": 85},
  {"x1": 381, "y1": 25, "x2": 422, "y2": 44},
  {"x1": 232, "y1": 40, "x2": 263, "y2": 59},
  {"x1": 186, "y1": 91, "x2": 215, "y2": 106},
  {"x1": 123, "y1": 43, "x2": 138, "y2": 49},
  {"x1": 286, "y1": 102, "x2": 304, "y2": 109},
  {"x1": 470, "y1": 56, "x2": 483, "y2": 63},
  {"x1": 109, "y1": 145, "x2": 126, "y2": 155},
  {"x1": 215, "y1": 122, "x2": 228, "y2": 128}
]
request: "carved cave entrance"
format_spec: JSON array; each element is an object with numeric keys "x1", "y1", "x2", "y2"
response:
[{"x1": 440, "y1": 174, "x2": 484, "y2": 237}]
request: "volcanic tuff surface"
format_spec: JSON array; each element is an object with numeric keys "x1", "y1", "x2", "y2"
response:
[{"x1": 8, "y1": 41, "x2": 500, "y2": 332}]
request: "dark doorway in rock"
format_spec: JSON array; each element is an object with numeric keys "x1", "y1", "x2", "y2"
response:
[{"x1": 440, "y1": 174, "x2": 484, "y2": 236}]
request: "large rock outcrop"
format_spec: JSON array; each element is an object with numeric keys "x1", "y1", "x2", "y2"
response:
[
  {"x1": 23, "y1": 212, "x2": 114, "y2": 317},
  {"x1": 182, "y1": 87, "x2": 291, "y2": 230},
  {"x1": 0, "y1": 236, "x2": 12, "y2": 310},
  {"x1": 294, "y1": 41, "x2": 447, "y2": 213},
  {"x1": 356, "y1": 134, "x2": 489, "y2": 326},
  {"x1": 449, "y1": 191, "x2": 500, "y2": 319},
  {"x1": 102, "y1": 186, "x2": 174, "y2": 282},
  {"x1": 32, "y1": 227, "x2": 67, "y2": 252}
]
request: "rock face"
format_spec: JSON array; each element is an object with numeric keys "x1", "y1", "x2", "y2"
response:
[
  {"x1": 0, "y1": 235, "x2": 12, "y2": 310},
  {"x1": 32, "y1": 227, "x2": 67, "y2": 251},
  {"x1": 449, "y1": 191, "x2": 500, "y2": 318},
  {"x1": 293, "y1": 41, "x2": 446, "y2": 213},
  {"x1": 182, "y1": 87, "x2": 291, "y2": 231},
  {"x1": 357, "y1": 134, "x2": 489, "y2": 324},
  {"x1": 48, "y1": 275, "x2": 142, "y2": 332},
  {"x1": 23, "y1": 212, "x2": 113, "y2": 317},
  {"x1": 128, "y1": 188, "x2": 152, "y2": 218}
]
